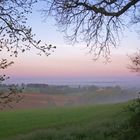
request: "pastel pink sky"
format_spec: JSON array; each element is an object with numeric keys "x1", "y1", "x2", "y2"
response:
[
  {"x1": 1, "y1": 3, "x2": 140, "y2": 84},
  {"x1": 2, "y1": 45, "x2": 138, "y2": 81}
]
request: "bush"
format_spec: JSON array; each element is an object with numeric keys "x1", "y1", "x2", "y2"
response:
[{"x1": 110, "y1": 98, "x2": 140, "y2": 140}]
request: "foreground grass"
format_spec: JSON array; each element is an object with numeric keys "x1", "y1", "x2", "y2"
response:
[{"x1": 0, "y1": 102, "x2": 130, "y2": 140}]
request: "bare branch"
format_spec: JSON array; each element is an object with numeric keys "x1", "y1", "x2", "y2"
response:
[
  {"x1": 0, "y1": 59, "x2": 23, "y2": 109},
  {"x1": 43, "y1": 0, "x2": 140, "y2": 59},
  {"x1": 128, "y1": 51, "x2": 140, "y2": 73},
  {"x1": 0, "y1": 0, "x2": 56, "y2": 57}
]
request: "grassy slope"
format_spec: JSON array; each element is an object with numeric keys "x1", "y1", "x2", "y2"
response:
[{"x1": 0, "y1": 102, "x2": 130, "y2": 140}]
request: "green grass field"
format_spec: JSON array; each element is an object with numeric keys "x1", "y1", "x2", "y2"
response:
[{"x1": 0, "y1": 102, "x2": 131, "y2": 140}]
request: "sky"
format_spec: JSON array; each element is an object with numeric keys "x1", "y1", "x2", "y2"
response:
[{"x1": 1, "y1": 2, "x2": 140, "y2": 84}]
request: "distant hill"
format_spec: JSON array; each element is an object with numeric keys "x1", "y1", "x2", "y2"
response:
[{"x1": 1, "y1": 84, "x2": 138, "y2": 109}]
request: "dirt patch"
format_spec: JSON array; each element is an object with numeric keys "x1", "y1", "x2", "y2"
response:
[{"x1": 5, "y1": 93, "x2": 81, "y2": 110}]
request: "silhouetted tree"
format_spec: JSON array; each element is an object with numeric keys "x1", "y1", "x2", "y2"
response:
[
  {"x1": 0, "y1": 59, "x2": 23, "y2": 109},
  {"x1": 0, "y1": 0, "x2": 56, "y2": 108},
  {"x1": 44, "y1": 0, "x2": 140, "y2": 59},
  {"x1": 128, "y1": 51, "x2": 140, "y2": 73},
  {"x1": 0, "y1": 0, "x2": 56, "y2": 56}
]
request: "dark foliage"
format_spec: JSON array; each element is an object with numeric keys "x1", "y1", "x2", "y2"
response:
[{"x1": 109, "y1": 98, "x2": 140, "y2": 140}]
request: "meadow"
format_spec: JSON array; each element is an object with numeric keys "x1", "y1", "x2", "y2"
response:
[{"x1": 0, "y1": 102, "x2": 130, "y2": 140}]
